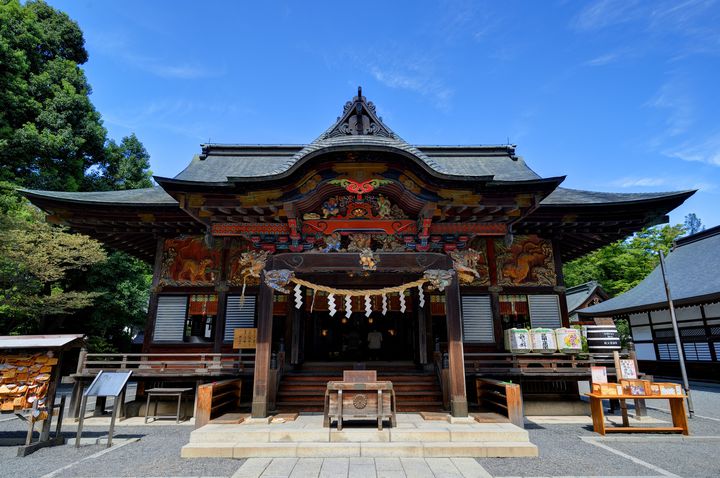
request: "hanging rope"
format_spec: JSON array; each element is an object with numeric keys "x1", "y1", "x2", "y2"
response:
[{"x1": 289, "y1": 277, "x2": 428, "y2": 297}]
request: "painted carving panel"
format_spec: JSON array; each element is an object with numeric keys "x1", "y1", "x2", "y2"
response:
[
  {"x1": 450, "y1": 237, "x2": 490, "y2": 286},
  {"x1": 495, "y1": 235, "x2": 556, "y2": 286},
  {"x1": 159, "y1": 236, "x2": 221, "y2": 286}
]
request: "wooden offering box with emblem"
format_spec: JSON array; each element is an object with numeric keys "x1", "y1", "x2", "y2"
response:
[{"x1": 323, "y1": 370, "x2": 397, "y2": 431}]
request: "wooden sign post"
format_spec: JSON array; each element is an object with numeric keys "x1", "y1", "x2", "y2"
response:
[{"x1": 233, "y1": 328, "x2": 257, "y2": 370}]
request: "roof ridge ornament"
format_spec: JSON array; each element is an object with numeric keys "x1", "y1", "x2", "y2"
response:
[{"x1": 323, "y1": 86, "x2": 395, "y2": 139}]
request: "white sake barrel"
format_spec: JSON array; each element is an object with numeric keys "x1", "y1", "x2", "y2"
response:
[
  {"x1": 555, "y1": 327, "x2": 583, "y2": 353},
  {"x1": 530, "y1": 328, "x2": 557, "y2": 353},
  {"x1": 504, "y1": 328, "x2": 531, "y2": 354}
]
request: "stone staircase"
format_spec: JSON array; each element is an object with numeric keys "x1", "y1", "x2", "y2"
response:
[
  {"x1": 181, "y1": 413, "x2": 538, "y2": 458},
  {"x1": 276, "y1": 364, "x2": 444, "y2": 413}
]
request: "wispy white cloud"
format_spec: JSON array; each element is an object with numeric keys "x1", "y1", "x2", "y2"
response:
[
  {"x1": 609, "y1": 175, "x2": 714, "y2": 191},
  {"x1": 584, "y1": 53, "x2": 619, "y2": 66},
  {"x1": 572, "y1": 0, "x2": 644, "y2": 31},
  {"x1": 370, "y1": 66, "x2": 453, "y2": 109},
  {"x1": 646, "y1": 79, "x2": 694, "y2": 137},
  {"x1": 87, "y1": 30, "x2": 220, "y2": 80},
  {"x1": 664, "y1": 132, "x2": 720, "y2": 167},
  {"x1": 612, "y1": 177, "x2": 667, "y2": 187}
]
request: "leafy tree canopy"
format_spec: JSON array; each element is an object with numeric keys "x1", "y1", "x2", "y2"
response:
[
  {"x1": 563, "y1": 222, "x2": 687, "y2": 297},
  {"x1": 0, "y1": 0, "x2": 106, "y2": 191}
]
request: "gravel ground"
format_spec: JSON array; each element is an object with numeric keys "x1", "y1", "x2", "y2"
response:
[
  {"x1": 0, "y1": 419, "x2": 242, "y2": 478},
  {"x1": 1, "y1": 380, "x2": 718, "y2": 477},
  {"x1": 481, "y1": 380, "x2": 720, "y2": 478}
]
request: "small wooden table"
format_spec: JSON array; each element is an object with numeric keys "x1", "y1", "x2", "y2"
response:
[
  {"x1": 144, "y1": 387, "x2": 193, "y2": 424},
  {"x1": 323, "y1": 381, "x2": 397, "y2": 431},
  {"x1": 587, "y1": 393, "x2": 689, "y2": 435}
]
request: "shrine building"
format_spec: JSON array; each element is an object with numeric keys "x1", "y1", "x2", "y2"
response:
[{"x1": 22, "y1": 89, "x2": 694, "y2": 418}]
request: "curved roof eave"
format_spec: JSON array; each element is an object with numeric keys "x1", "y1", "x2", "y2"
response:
[{"x1": 20, "y1": 187, "x2": 179, "y2": 207}]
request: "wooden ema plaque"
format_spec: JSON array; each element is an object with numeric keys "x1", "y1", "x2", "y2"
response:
[{"x1": 233, "y1": 328, "x2": 257, "y2": 349}]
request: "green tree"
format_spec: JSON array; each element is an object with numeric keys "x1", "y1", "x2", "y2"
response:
[
  {"x1": 0, "y1": 0, "x2": 107, "y2": 191},
  {"x1": 85, "y1": 133, "x2": 153, "y2": 191},
  {"x1": 563, "y1": 223, "x2": 686, "y2": 297},
  {"x1": 684, "y1": 213, "x2": 704, "y2": 235},
  {"x1": 0, "y1": 182, "x2": 106, "y2": 334}
]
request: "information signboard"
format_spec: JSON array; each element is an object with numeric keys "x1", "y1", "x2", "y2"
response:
[
  {"x1": 233, "y1": 328, "x2": 257, "y2": 349},
  {"x1": 85, "y1": 371, "x2": 132, "y2": 397}
]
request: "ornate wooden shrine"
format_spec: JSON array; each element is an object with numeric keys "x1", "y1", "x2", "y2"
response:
[{"x1": 22, "y1": 88, "x2": 694, "y2": 417}]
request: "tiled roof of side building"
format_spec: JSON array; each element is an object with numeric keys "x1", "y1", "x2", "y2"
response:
[
  {"x1": 540, "y1": 187, "x2": 696, "y2": 205},
  {"x1": 21, "y1": 187, "x2": 178, "y2": 205},
  {"x1": 579, "y1": 225, "x2": 720, "y2": 316}
]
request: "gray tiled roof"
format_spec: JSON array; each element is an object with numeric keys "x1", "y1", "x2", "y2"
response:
[
  {"x1": 21, "y1": 187, "x2": 177, "y2": 205},
  {"x1": 173, "y1": 142, "x2": 538, "y2": 183},
  {"x1": 566, "y1": 281, "x2": 601, "y2": 313},
  {"x1": 579, "y1": 226, "x2": 720, "y2": 316},
  {"x1": 541, "y1": 188, "x2": 693, "y2": 205}
]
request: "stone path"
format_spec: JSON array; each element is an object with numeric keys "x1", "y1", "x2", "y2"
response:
[{"x1": 231, "y1": 457, "x2": 492, "y2": 478}]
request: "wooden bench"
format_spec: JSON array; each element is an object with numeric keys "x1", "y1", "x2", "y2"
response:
[
  {"x1": 323, "y1": 370, "x2": 397, "y2": 431},
  {"x1": 475, "y1": 378, "x2": 524, "y2": 428},
  {"x1": 194, "y1": 379, "x2": 242, "y2": 428}
]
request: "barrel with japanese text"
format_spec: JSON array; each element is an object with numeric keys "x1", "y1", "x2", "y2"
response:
[{"x1": 583, "y1": 324, "x2": 621, "y2": 354}]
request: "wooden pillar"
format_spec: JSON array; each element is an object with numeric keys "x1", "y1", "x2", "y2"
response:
[
  {"x1": 143, "y1": 237, "x2": 166, "y2": 352},
  {"x1": 289, "y1": 303, "x2": 303, "y2": 365},
  {"x1": 417, "y1": 291, "x2": 429, "y2": 365},
  {"x1": 213, "y1": 239, "x2": 231, "y2": 353},
  {"x1": 445, "y1": 275, "x2": 468, "y2": 417},
  {"x1": 552, "y1": 238, "x2": 570, "y2": 327},
  {"x1": 251, "y1": 274, "x2": 274, "y2": 418}
]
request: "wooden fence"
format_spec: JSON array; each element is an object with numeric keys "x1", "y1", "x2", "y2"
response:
[{"x1": 76, "y1": 352, "x2": 255, "y2": 377}]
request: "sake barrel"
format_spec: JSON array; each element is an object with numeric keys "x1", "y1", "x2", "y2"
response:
[
  {"x1": 504, "y1": 328, "x2": 531, "y2": 354},
  {"x1": 584, "y1": 324, "x2": 621, "y2": 354},
  {"x1": 530, "y1": 328, "x2": 557, "y2": 353},
  {"x1": 555, "y1": 327, "x2": 583, "y2": 353}
]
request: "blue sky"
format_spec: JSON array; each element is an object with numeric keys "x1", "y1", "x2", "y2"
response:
[{"x1": 50, "y1": 0, "x2": 720, "y2": 228}]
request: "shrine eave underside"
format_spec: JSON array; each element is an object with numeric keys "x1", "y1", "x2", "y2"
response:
[{"x1": 21, "y1": 187, "x2": 694, "y2": 263}]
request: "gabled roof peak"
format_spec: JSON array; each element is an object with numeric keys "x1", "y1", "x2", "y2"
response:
[{"x1": 321, "y1": 86, "x2": 396, "y2": 139}]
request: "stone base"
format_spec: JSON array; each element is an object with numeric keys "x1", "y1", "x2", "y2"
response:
[
  {"x1": 181, "y1": 413, "x2": 538, "y2": 458},
  {"x1": 524, "y1": 399, "x2": 590, "y2": 416}
]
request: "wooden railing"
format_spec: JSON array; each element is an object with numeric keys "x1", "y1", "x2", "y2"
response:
[
  {"x1": 76, "y1": 352, "x2": 255, "y2": 377},
  {"x1": 475, "y1": 378, "x2": 523, "y2": 428},
  {"x1": 195, "y1": 379, "x2": 242, "y2": 428},
  {"x1": 464, "y1": 352, "x2": 622, "y2": 377}
]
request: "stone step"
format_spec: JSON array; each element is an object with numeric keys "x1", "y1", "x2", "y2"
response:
[
  {"x1": 189, "y1": 424, "x2": 529, "y2": 444},
  {"x1": 181, "y1": 440, "x2": 538, "y2": 458}
]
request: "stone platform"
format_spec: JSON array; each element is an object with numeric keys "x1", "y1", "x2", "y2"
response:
[{"x1": 181, "y1": 413, "x2": 537, "y2": 458}]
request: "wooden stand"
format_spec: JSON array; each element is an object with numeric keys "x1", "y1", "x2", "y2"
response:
[{"x1": 587, "y1": 393, "x2": 689, "y2": 435}]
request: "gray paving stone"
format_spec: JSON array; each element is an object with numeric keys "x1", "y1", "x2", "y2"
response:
[
  {"x1": 374, "y1": 458, "x2": 403, "y2": 471},
  {"x1": 320, "y1": 457, "x2": 350, "y2": 478},
  {"x1": 289, "y1": 457, "x2": 323, "y2": 478},
  {"x1": 424, "y1": 458, "x2": 463, "y2": 478},
  {"x1": 399, "y1": 458, "x2": 435, "y2": 478},
  {"x1": 262, "y1": 458, "x2": 299, "y2": 478}
]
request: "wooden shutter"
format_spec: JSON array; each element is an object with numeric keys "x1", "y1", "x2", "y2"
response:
[
  {"x1": 528, "y1": 295, "x2": 562, "y2": 328},
  {"x1": 461, "y1": 295, "x2": 494, "y2": 343},
  {"x1": 224, "y1": 295, "x2": 256, "y2": 342},
  {"x1": 153, "y1": 295, "x2": 187, "y2": 342}
]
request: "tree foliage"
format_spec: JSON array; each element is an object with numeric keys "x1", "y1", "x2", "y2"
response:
[
  {"x1": 0, "y1": 1, "x2": 154, "y2": 352},
  {"x1": 0, "y1": 0, "x2": 107, "y2": 191},
  {"x1": 0, "y1": 181, "x2": 106, "y2": 333},
  {"x1": 563, "y1": 223, "x2": 687, "y2": 297},
  {"x1": 85, "y1": 133, "x2": 153, "y2": 191}
]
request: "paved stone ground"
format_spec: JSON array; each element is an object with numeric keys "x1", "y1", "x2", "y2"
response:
[{"x1": 0, "y1": 380, "x2": 718, "y2": 477}]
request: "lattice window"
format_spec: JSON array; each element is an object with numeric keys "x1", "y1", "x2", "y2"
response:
[
  {"x1": 657, "y1": 343, "x2": 679, "y2": 361},
  {"x1": 224, "y1": 295, "x2": 256, "y2": 342},
  {"x1": 461, "y1": 295, "x2": 494, "y2": 343}
]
